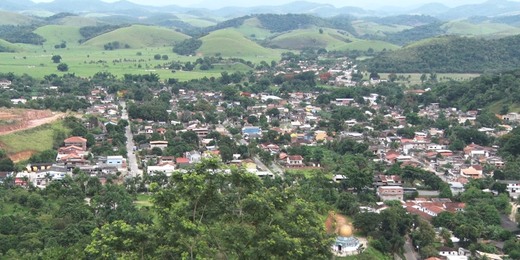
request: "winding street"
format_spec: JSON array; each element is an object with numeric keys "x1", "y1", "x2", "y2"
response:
[
  {"x1": 120, "y1": 101, "x2": 142, "y2": 178},
  {"x1": 403, "y1": 237, "x2": 418, "y2": 260}
]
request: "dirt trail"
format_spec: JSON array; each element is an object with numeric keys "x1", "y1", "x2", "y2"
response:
[
  {"x1": 325, "y1": 211, "x2": 350, "y2": 234},
  {"x1": 0, "y1": 110, "x2": 64, "y2": 136}
]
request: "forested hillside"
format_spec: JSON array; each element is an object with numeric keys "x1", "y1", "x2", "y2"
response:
[
  {"x1": 0, "y1": 25, "x2": 45, "y2": 45},
  {"x1": 0, "y1": 160, "x2": 334, "y2": 259},
  {"x1": 364, "y1": 35, "x2": 520, "y2": 73},
  {"x1": 420, "y1": 69, "x2": 520, "y2": 111},
  {"x1": 188, "y1": 14, "x2": 356, "y2": 37}
]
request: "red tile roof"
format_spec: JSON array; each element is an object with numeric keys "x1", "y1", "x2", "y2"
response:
[
  {"x1": 288, "y1": 155, "x2": 303, "y2": 161},
  {"x1": 176, "y1": 157, "x2": 189, "y2": 164},
  {"x1": 64, "y1": 136, "x2": 87, "y2": 143}
]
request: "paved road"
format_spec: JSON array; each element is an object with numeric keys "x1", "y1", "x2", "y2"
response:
[
  {"x1": 403, "y1": 237, "x2": 418, "y2": 260},
  {"x1": 417, "y1": 190, "x2": 440, "y2": 197},
  {"x1": 238, "y1": 138, "x2": 283, "y2": 177},
  {"x1": 121, "y1": 101, "x2": 142, "y2": 178}
]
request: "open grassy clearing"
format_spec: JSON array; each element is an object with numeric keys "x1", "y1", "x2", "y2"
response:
[
  {"x1": 0, "y1": 44, "x2": 257, "y2": 80},
  {"x1": 0, "y1": 120, "x2": 68, "y2": 155},
  {"x1": 134, "y1": 193, "x2": 153, "y2": 208}
]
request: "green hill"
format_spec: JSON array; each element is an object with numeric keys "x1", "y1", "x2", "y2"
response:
[
  {"x1": 267, "y1": 28, "x2": 349, "y2": 50},
  {"x1": 175, "y1": 14, "x2": 218, "y2": 27},
  {"x1": 267, "y1": 27, "x2": 399, "y2": 51},
  {"x1": 442, "y1": 20, "x2": 520, "y2": 37},
  {"x1": 0, "y1": 11, "x2": 35, "y2": 25},
  {"x1": 0, "y1": 39, "x2": 19, "y2": 52},
  {"x1": 351, "y1": 20, "x2": 411, "y2": 37},
  {"x1": 34, "y1": 25, "x2": 83, "y2": 47},
  {"x1": 54, "y1": 16, "x2": 100, "y2": 27},
  {"x1": 83, "y1": 25, "x2": 190, "y2": 49},
  {"x1": 198, "y1": 28, "x2": 279, "y2": 57},
  {"x1": 235, "y1": 17, "x2": 274, "y2": 40},
  {"x1": 364, "y1": 35, "x2": 520, "y2": 73}
]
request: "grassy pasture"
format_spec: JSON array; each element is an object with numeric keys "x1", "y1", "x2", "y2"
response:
[{"x1": 0, "y1": 120, "x2": 68, "y2": 155}]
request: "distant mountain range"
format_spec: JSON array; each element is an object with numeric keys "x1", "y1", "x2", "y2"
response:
[{"x1": 2, "y1": 0, "x2": 520, "y2": 19}]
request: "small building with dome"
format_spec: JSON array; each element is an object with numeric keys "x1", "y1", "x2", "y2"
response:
[{"x1": 332, "y1": 224, "x2": 363, "y2": 256}]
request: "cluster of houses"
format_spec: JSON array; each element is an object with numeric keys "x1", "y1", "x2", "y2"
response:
[
  {"x1": 8, "y1": 87, "x2": 130, "y2": 188},
  {"x1": 14, "y1": 135, "x2": 127, "y2": 189}
]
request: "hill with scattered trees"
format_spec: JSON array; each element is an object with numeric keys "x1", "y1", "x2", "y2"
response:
[{"x1": 364, "y1": 34, "x2": 520, "y2": 73}]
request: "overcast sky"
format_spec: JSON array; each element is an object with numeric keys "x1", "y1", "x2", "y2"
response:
[{"x1": 30, "y1": 0, "x2": 512, "y2": 9}]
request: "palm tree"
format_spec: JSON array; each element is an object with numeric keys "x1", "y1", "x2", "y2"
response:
[{"x1": 45, "y1": 173, "x2": 53, "y2": 185}]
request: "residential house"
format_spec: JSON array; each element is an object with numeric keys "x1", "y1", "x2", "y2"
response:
[
  {"x1": 56, "y1": 146, "x2": 87, "y2": 161},
  {"x1": 176, "y1": 157, "x2": 190, "y2": 168},
  {"x1": 287, "y1": 155, "x2": 304, "y2": 167},
  {"x1": 314, "y1": 130, "x2": 328, "y2": 142},
  {"x1": 242, "y1": 126, "x2": 262, "y2": 138},
  {"x1": 374, "y1": 175, "x2": 404, "y2": 187},
  {"x1": 377, "y1": 186, "x2": 404, "y2": 201},
  {"x1": 150, "y1": 140, "x2": 168, "y2": 150},
  {"x1": 260, "y1": 143, "x2": 280, "y2": 155},
  {"x1": 192, "y1": 127, "x2": 209, "y2": 138},
  {"x1": 185, "y1": 151, "x2": 202, "y2": 164},
  {"x1": 498, "y1": 180, "x2": 520, "y2": 199},
  {"x1": 460, "y1": 165, "x2": 483, "y2": 179},
  {"x1": 64, "y1": 136, "x2": 87, "y2": 150},
  {"x1": 503, "y1": 112, "x2": 520, "y2": 123},
  {"x1": 147, "y1": 163, "x2": 176, "y2": 176},
  {"x1": 106, "y1": 156, "x2": 124, "y2": 168}
]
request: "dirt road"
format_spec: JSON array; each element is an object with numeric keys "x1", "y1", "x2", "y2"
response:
[{"x1": 0, "y1": 112, "x2": 64, "y2": 136}]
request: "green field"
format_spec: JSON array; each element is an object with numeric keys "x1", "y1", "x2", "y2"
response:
[
  {"x1": 0, "y1": 120, "x2": 69, "y2": 155},
  {"x1": 0, "y1": 45, "x2": 240, "y2": 80},
  {"x1": 0, "y1": 24, "x2": 283, "y2": 80}
]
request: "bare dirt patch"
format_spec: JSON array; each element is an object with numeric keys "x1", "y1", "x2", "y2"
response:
[
  {"x1": 325, "y1": 211, "x2": 351, "y2": 234},
  {"x1": 9, "y1": 150, "x2": 37, "y2": 162},
  {"x1": 0, "y1": 109, "x2": 64, "y2": 135}
]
